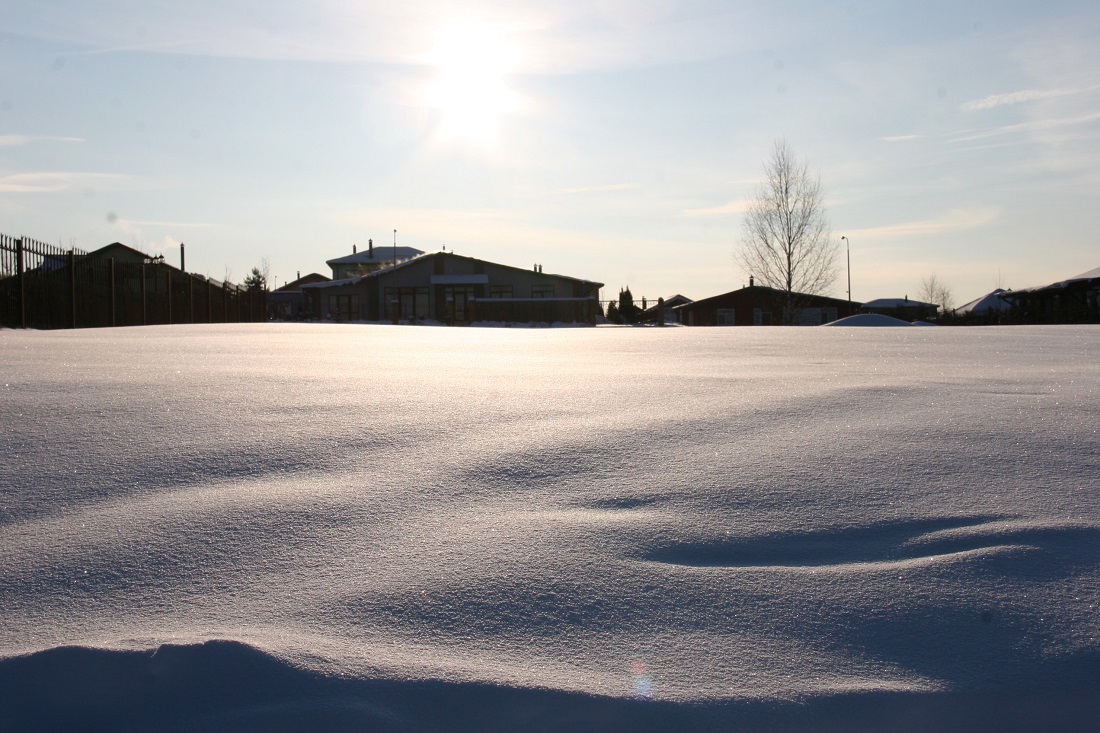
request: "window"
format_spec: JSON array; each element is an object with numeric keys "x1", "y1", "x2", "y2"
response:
[
  {"x1": 716, "y1": 308, "x2": 736, "y2": 326},
  {"x1": 753, "y1": 308, "x2": 772, "y2": 326},
  {"x1": 489, "y1": 285, "x2": 513, "y2": 298},
  {"x1": 531, "y1": 285, "x2": 555, "y2": 298},
  {"x1": 384, "y1": 286, "x2": 429, "y2": 319},
  {"x1": 328, "y1": 294, "x2": 359, "y2": 321}
]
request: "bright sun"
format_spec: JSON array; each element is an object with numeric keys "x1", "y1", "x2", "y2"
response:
[{"x1": 424, "y1": 21, "x2": 521, "y2": 146}]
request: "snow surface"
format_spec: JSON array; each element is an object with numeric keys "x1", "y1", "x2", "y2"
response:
[{"x1": 2, "y1": 323, "x2": 1099, "y2": 732}]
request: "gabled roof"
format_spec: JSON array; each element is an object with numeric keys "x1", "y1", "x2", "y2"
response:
[
  {"x1": 675, "y1": 285, "x2": 855, "y2": 309},
  {"x1": 956, "y1": 289, "x2": 1012, "y2": 315},
  {"x1": 31, "y1": 242, "x2": 170, "y2": 273},
  {"x1": 642, "y1": 294, "x2": 693, "y2": 314},
  {"x1": 88, "y1": 242, "x2": 160, "y2": 261},
  {"x1": 326, "y1": 246, "x2": 424, "y2": 267},
  {"x1": 273, "y1": 273, "x2": 330, "y2": 292},
  {"x1": 862, "y1": 297, "x2": 938, "y2": 309},
  {"x1": 304, "y1": 251, "x2": 603, "y2": 290}
]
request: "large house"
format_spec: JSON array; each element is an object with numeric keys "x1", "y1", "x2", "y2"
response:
[
  {"x1": 303, "y1": 251, "x2": 603, "y2": 324},
  {"x1": 675, "y1": 283, "x2": 858, "y2": 326}
]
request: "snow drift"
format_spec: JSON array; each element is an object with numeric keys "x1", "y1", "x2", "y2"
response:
[{"x1": 1, "y1": 323, "x2": 1098, "y2": 732}]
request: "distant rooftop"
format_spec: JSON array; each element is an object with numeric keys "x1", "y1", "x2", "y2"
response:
[
  {"x1": 862, "y1": 297, "x2": 938, "y2": 309},
  {"x1": 326, "y1": 246, "x2": 424, "y2": 267}
]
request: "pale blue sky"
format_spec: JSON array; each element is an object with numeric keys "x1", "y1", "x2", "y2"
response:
[{"x1": 2, "y1": 1, "x2": 1098, "y2": 304}]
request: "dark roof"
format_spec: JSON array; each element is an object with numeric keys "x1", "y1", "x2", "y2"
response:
[
  {"x1": 862, "y1": 297, "x2": 938, "y2": 309},
  {"x1": 274, "y1": 273, "x2": 330, "y2": 292},
  {"x1": 88, "y1": 242, "x2": 164, "y2": 263},
  {"x1": 675, "y1": 285, "x2": 856, "y2": 310},
  {"x1": 305, "y1": 252, "x2": 603, "y2": 290}
]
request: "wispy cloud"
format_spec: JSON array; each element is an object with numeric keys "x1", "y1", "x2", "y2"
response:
[
  {"x1": 0, "y1": 171, "x2": 137, "y2": 193},
  {"x1": 681, "y1": 199, "x2": 750, "y2": 217},
  {"x1": 960, "y1": 84, "x2": 1100, "y2": 111},
  {"x1": 0, "y1": 134, "x2": 84, "y2": 147},
  {"x1": 881, "y1": 135, "x2": 923, "y2": 142},
  {"x1": 844, "y1": 207, "x2": 999, "y2": 240},
  {"x1": 949, "y1": 111, "x2": 1100, "y2": 143},
  {"x1": 561, "y1": 183, "x2": 636, "y2": 194}
]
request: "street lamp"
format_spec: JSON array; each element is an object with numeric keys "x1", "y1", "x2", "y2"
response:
[{"x1": 841, "y1": 236, "x2": 851, "y2": 314}]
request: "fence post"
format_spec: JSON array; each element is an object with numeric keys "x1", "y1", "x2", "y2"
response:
[
  {"x1": 16, "y1": 238, "x2": 25, "y2": 329},
  {"x1": 141, "y1": 263, "x2": 147, "y2": 325},
  {"x1": 69, "y1": 249, "x2": 77, "y2": 329},
  {"x1": 109, "y1": 257, "x2": 116, "y2": 327}
]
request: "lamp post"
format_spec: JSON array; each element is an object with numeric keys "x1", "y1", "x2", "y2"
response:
[{"x1": 841, "y1": 236, "x2": 851, "y2": 315}]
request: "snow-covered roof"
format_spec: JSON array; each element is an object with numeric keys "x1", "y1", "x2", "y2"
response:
[
  {"x1": 326, "y1": 246, "x2": 424, "y2": 267},
  {"x1": 956, "y1": 289, "x2": 1012, "y2": 315},
  {"x1": 301, "y1": 276, "x2": 362, "y2": 289},
  {"x1": 1011, "y1": 265, "x2": 1100, "y2": 294}
]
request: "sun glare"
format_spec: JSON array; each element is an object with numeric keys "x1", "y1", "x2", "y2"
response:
[{"x1": 424, "y1": 21, "x2": 521, "y2": 146}]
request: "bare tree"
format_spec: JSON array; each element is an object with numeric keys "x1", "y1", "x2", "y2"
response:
[
  {"x1": 736, "y1": 139, "x2": 838, "y2": 323},
  {"x1": 918, "y1": 274, "x2": 955, "y2": 315}
]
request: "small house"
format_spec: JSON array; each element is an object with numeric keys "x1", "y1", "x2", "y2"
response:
[{"x1": 675, "y1": 284, "x2": 858, "y2": 326}]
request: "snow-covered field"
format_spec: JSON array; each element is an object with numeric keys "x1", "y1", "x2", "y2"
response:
[{"x1": 2, "y1": 323, "x2": 1098, "y2": 732}]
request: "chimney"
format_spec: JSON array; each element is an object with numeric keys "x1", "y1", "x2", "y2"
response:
[
  {"x1": 296, "y1": 271, "x2": 300, "y2": 280},
  {"x1": 749, "y1": 275, "x2": 754, "y2": 287},
  {"x1": 368, "y1": 239, "x2": 373, "y2": 256},
  {"x1": 180, "y1": 242, "x2": 186, "y2": 272}
]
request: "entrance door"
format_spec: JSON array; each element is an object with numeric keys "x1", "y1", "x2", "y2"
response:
[{"x1": 443, "y1": 286, "x2": 477, "y2": 321}]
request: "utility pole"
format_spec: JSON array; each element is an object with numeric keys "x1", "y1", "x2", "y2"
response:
[{"x1": 841, "y1": 236, "x2": 851, "y2": 314}]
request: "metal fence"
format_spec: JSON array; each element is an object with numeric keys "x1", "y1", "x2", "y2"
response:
[{"x1": 0, "y1": 234, "x2": 266, "y2": 330}]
